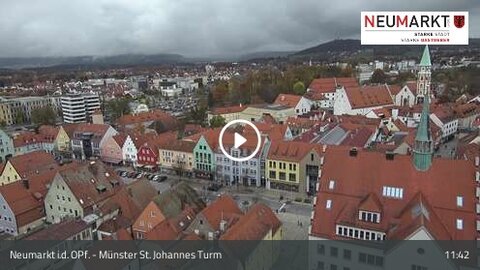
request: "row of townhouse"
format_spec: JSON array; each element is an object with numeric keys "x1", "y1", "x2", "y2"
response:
[
  {"x1": 0, "y1": 152, "x2": 157, "y2": 238},
  {"x1": 0, "y1": 123, "x2": 119, "y2": 163},
  {"x1": 176, "y1": 125, "x2": 326, "y2": 197},
  {"x1": 0, "y1": 126, "x2": 70, "y2": 162}
]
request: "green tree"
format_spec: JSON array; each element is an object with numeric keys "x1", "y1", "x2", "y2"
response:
[
  {"x1": 209, "y1": 115, "x2": 226, "y2": 128},
  {"x1": 31, "y1": 106, "x2": 57, "y2": 126},
  {"x1": 15, "y1": 110, "x2": 25, "y2": 124},
  {"x1": 370, "y1": 69, "x2": 387, "y2": 84},
  {"x1": 107, "y1": 98, "x2": 131, "y2": 121},
  {"x1": 293, "y1": 81, "x2": 306, "y2": 95},
  {"x1": 187, "y1": 107, "x2": 207, "y2": 125}
]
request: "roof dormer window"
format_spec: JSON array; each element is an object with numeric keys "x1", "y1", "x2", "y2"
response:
[
  {"x1": 456, "y1": 196, "x2": 463, "y2": 208},
  {"x1": 326, "y1": 199, "x2": 332, "y2": 210},
  {"x1": 328, "y1": 180, "x2": 335, "y2": 190},
  {"x1": 359, "y1": 210, "x2": 380, "y2": 223}
]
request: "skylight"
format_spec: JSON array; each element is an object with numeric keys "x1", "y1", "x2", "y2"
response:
[
  {"x1": 326, "y1": 199, "x2": 332, "y2": 209},
  {"x1": 382, "y1": 186, "x2": 403, "y2": 199}
]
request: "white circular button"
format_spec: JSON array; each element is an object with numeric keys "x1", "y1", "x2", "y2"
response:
[{"x1": 218, "y1": 119, "x2": 261, "y2": 162}]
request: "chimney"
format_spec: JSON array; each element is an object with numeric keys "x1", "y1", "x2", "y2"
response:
[
  {"x1": 392, "y1": 108, "x2": 399, "y2": 120},
  {"x1": 219, "y1": 219, "x2": 228, "y2": 232},
  {"x1": 22, "y1": 178, "x2": 30, "y2": 190},
  {"x1": 386, "y1": 151, "x2": 395, "y2": 160},
  {"x1": 349, "y1": 147, "x2": 358, "y2": 157}
]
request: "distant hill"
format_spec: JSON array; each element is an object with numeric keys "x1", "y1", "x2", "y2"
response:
[
  {"x1": 0, "y1": 53, "x2": 186, "y2": 69},
  {"x1": 238, "y1": 51, "x2": 295, "y2": 61},
  {"x1": 293, "y1": 38, "x2": 480, "y2": 59},
  {"x1": 294, "y1": 39, "x2": 362, "y2": 55}
]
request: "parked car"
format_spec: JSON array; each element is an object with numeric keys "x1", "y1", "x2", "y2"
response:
[
  {"x1": 127, "y1": 172, "x2": 136, "y2": 178},
  {"x1": 153, "y1": 175, "x2": 167, "y2": 182},
  {"x1": 135, "y1": 172, "x2": 143, "y2": 179},
  {"x1": 207, "y1": 183, "x2": 223, "y2": 192}
]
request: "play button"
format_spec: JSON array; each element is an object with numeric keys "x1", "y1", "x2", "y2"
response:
[
  {"x1": 234, "y1": 133, "x2": 247, "y2": 149},
  {"x1": 219, "y1": 119, "x2": 262, "y2": 162}
]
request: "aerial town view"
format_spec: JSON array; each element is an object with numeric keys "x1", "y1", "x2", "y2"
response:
[{"x1": 0, "y1": 1, "x2": 479, "y2": 270}]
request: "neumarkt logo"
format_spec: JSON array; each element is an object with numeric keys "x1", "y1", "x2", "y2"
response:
[
  {"x1": 454, "y1": 15, "x2": 465, "y2": 28},
  {"x1": 364, "y1": 14, "x2": 450, "y2": 28},
  {"x1": 361, "y1": 11, "x2": 469, "y2": 45}
]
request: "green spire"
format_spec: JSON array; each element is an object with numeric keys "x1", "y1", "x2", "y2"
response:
[
  {"x1": 419, "y1": 45, "x2": 431, "y2": 66},
  {"x1": 413, "y1": 95, "x2": 433, "y2": 171}
]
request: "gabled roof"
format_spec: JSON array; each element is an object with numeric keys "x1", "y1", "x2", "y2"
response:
[
  {"x1": 99, "y1": 179, "x2": 157, "y2": 222},
  {"x1": 72, "y1": 123, "x2": 111, "y2": 136},
  {"x1": 220, "y1": 203, "x2": 281, "y2": 240},
  {"x1": 12, "y1": 131, "x2": 55, "y2": 148},
  {"x1": 199, "y1": 195, "x2": 243, "y2": 231},
  {"x1": 310, "y1": 146, "x2": 477, "y2": 240},
  {"x1": 112, "y1": 133, "x2": 128, "y2": 147},
  {"x1": 117, "y1": 110, "x2": 178, "y2": 128},
  {"x1": 38, "y1": 125, "x2": 61, "y2": 140},
  {"x1": 145, "y1": 206, "x2": 197, "y2": 240},
  {"x1": 0, "y1": 163, "x2": 75, "y2": 227},
  {"x1": 152, "y1": 182, "x2": 205, "y2": 219},
  {"x1": 267, "y1": 141, "x2": 322, "y2": 162},
  {"x1": 25, "y1": 219, "x2": 89, "y2": 240},
  {"x1": 273, "y1": 94, "x2": 302, "y2": 108},
  {"x1": 388, "y1": 192, "x2": 451, "y2": 240},
  {"x1": 58, "y1": 161, "x2": 122, "y2": 212},
  {"x1": 5, "y1": 151, "x2": 57, "y2": 177},
  {"x1": 246, "y1": 123, "x2": 287, "y2": 141},
  {"x1": 344, "y1": 85, "x2": 394, "y2": 109},
  {"x1": 307, "y1": 77, "x2": 358, "y2": 94},
  {"x1": 138, "y1": 131, "x2": 178, "y2": 153},
  {"x1": 210, "y1": 105, "x2": 247, "y2": 115},
  {"x1": 159, "y1": 140, "x2": 196, "y2": 153}
]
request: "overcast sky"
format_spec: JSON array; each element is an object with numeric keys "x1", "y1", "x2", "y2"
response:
[{"x1": 0, "y1": 0, "x2": 478, "y2": 57}]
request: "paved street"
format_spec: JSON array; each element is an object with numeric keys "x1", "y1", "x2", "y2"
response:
[{"x1": 434, "y1": 134, "x2": 459, "y2": 159}]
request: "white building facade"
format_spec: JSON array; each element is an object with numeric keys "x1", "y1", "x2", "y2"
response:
[{"x1": 61, "y1": 93, "x2": 101, "y2": 123}]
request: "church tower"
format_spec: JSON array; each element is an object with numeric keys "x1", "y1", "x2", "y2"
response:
[
  {"x1": 416, "y1": 45, "x2": 432, "y2": 104},
  {"x1": 413, "y1": 94, "x2": 433, "y2": 171}
]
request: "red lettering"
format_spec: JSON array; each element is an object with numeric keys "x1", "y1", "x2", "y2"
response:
[
  {"x1": 396, "y1": 15, "x2": 408, "y2": 27},
  {"x1": 365, "y1": 15, "x2": 375, "y2": 27}
]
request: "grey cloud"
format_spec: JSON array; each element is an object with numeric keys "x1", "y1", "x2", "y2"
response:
[{"x1": 0, "y1": 0, "x2": 478, "y2": 57}]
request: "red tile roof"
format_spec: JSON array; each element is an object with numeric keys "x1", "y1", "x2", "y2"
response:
[
  {"x1": 139, "y1": 131, "x2": 178, "y2": 153},
  {"x1": 99, "y1": 179, "x2": 157, "y2": 222},
  {"x1": 308, "y1": 77, "x2": 358, "y2": 94},
  {"x1": 345, "y1": 85, "x2": 394, "y2": 109},
  {"x1": 268, "y1": 141, "x2": 322, "y2": 162},
  {"x1": 5, "y1": 151, "x2": 57, "y2": 177},
  {"x1": 112, "y1": 133, "x2": 128, "y2": 147},
  {"x1": 220, "y1": 203, "x2": 281, "y2": 240},
  {"x1": 58, "y1": 161, "x2": 122, "y2": 213},
  {"x1": 405, "y1": 81, "x2": 418, "y2": 95},
  {"x1": 117, "y1": 110, "x2": 178, "y2": 128},
  {"x1": 311, "y1": 146, "x2": 477, "y2": 240},
  {"x1": 200, "y1": 195, "x2": 243, "y2": 231},
  {"x1": 246, "y1": 123, "x2": 287, "y2": 141},
  {"x1": 159, "y1": 139, "x2": 196, "y2": 153},
  {"x1": 72, "y1": 123, "x2": 111, "y2": 136},
  {"x1": 210, "y1": 105, "x2": 247, "y2": 115},
  {"x1": 274, "y1": 94, "x2": 302, "y2": 108},
  {"x1": 25, "y1": 218, "x2": 89, "y2": 240},
  {"x1": 0, "y1": 163, "x2": 75, "y2": 227}
]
